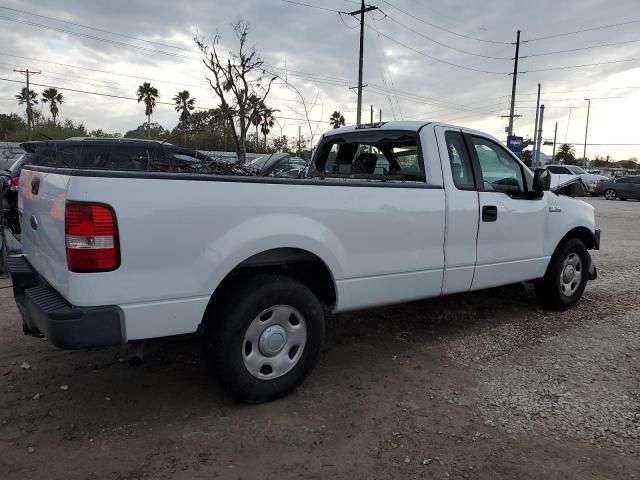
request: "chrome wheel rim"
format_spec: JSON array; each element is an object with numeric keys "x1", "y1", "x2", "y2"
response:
[
  {"x1": 242, "y1": 305, "x2": 307, "y2": 380},
  {"x1": 604, "y1": 190, "x2": 616, "y2": 200},
  {"x1": 560, "y1": 252, "x2": 583, "y2": 297}
]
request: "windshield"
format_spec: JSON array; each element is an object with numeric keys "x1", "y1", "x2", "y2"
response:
[{"x1": 567, "y1": 166, "x2": 586, "y2": 175}]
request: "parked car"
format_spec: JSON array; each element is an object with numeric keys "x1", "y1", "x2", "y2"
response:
[
  {"x1": 594, "y1": 175, "x2": 640, "y2": 200},
  {"x1": 0, "y1": 152, "x2": 24, "y2": 172},
  {"x1": 7, "y1": 121, "x2": 600, "y2": 403},
  {"x1": 0, "y1": 138, "x2": 223, "y2": 236},
  {"x1": 248, "y1": 153, "x2": 309, "y2": 177},
  {"x1": 545, "y1": 164, "x2": 608, "y2": 194}
]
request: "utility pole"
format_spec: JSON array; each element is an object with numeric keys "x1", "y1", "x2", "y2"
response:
[
  {"x1": 297, "y1": 125, "x2": 302, "y2": 158},
  {"x1": 583, "y1": 98, "x2": 591, "y2": 168},
  {"x1": 531, "y1": 83, "x2": 541, "y2": 162},
  {"x1": 552, "y1": 122, "x2": 558, "y2": 162},
  {"x1": 379, "y1": 108, "x2": 382, "y2": 122},
  {"x1": 507, "y1": 30, "x2": 521, "y2": 139},
  {"x1": 13, "y1": 68, "x2": 41, "y2": 141},
  {"x1": 349, "y1": 1, "x2": 378, "y2": 125},
  {"x1": 370, "y1": 105, "x2": 373, "y2": 124},
  {"x1": 534, "y1": 104, "x2": 545, "y2": 168}
]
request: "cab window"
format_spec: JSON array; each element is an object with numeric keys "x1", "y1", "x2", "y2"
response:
[
  {"x1": 471, "y1": 136, "x2": 524, "y2": 195},
  {"x1": 313, "y1": 130, "x2": 424, "y2": 182},
  {"x1": 445, "y1": 131, "x2": 474, "y2": 189}
]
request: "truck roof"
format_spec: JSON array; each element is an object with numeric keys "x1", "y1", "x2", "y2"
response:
[
  {"x1": 324, "y1": 121, "x2": 431, "y2": 137},
  {"x1": 20, "y1": 138, "x2": 176, "y2": 151},
  {"x1": 322, "y1": 121, "x2": 504, "y2": 144}
]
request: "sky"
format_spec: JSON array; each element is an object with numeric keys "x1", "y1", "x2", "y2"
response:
[{"x1": 1, "y1": 0, "x2": 639, "y2": 159}]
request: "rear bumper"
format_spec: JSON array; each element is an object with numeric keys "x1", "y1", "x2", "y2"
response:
[{"x1": 7, "y1": 256, "x2": 124, "y2": 349}]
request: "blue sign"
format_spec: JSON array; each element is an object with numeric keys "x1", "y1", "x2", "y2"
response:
[{"x1": 507, "y1": 135, "x2": 524, "y2": 158}]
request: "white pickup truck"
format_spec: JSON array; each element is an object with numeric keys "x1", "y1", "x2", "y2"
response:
[{"x1": 8, "y1": 121, "x2": 600, "y2": 403}]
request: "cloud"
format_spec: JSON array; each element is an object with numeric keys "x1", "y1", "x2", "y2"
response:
[{"x1": 1, "y1": 0, "x2": 639, "y2": 158}]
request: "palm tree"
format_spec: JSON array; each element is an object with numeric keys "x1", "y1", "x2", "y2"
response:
[
  {"x1": 136, "y1": 83, "x2": 159, "y2": 139},
  {"x1": 15, "y1": 87, "x2": 38, "y2": 129},
  {"x1": 41, "y1": 88, "x2": 64, "y2": 125},
  {"x1": 248, "y1": 95, "x2": 263, "y2": 151},
  {"x1": 329, "y1": 111, "x2": 346, "y2": 129},
  {"x1": 555, "y1": 143, "x2": 576, "y2": 164},
  {"x1": 173, "y1": 90, "x2": 195, "y2": 144},
  {"x1": 260, "y1": 108, "x2": 275, "y2": 152}
]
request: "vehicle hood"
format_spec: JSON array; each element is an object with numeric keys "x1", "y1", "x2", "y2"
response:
[{"x1": 550, "y1": 173, "x2": 588, "y2": 196}]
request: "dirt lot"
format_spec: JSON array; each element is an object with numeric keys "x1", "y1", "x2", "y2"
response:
[{"x1": 1, "y1": 197, "x2": 639, "y2": 479}]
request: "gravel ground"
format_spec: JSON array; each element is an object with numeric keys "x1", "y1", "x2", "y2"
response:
[{"x1": 0, "y1": 196, "x2": 639, "y2": 479}]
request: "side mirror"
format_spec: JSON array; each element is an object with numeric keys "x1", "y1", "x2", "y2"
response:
[{"x1": 533, "y1": 168, "x2": 551, "y2": 193}]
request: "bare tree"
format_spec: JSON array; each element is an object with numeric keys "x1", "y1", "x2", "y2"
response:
[{"x1": 196, "y1": 20, "x2": 275, "y2": 164}]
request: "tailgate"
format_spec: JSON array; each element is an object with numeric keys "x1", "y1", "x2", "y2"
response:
[{"x1": 19, "y1": 168, "x2": 70, "y2": 298}]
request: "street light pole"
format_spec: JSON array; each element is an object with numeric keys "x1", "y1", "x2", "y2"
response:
[{"x1": 583, "y1": 98, "x2": 591, "y2": 168}]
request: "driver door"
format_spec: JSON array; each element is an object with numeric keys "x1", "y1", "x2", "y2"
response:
[{"x1": 464, "y1": 133, "x2": 548, "y2": 290}]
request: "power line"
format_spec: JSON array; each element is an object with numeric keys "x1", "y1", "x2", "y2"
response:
[
  {"x1": 521, "y1": 57, "x2": 640, "y2": 73},
  {"x1": 366, "y1": 22, "x2": 508, "y2": 74},
  {"x1": 0, "y1": 15, "x2": 200, "y2": 60},
  {"x1": 518, "y1": 86, "x2": 640, "y2": 95},
  {"x1": 524, "y1": 18, "x2": 640, "y2": 43},
  {"x1": 0, "y1": 53, "x2": 507, "y2": 117},
  {"x1": 523, "y1": 38, "x2": 640, "y2": 58},
  {"x1": 377, "y1": 0, "x2": 511, "y2": 45},
  {"x1": 0, "y1": 52, "x2": 207, "y2": 88},
  {"x1": 371, "y1": 15, "x2": 399, "y2": 120},
  {"x1": 0, "y1": 4, "x2": 197, "y2": 52},
  {"x1": 281, "y1": 0, "x2": 345, "y2": 13},
  {"x1": 0, "y1": 76, "x2": 332, "y2": 124},
  {"x1": 382, "y1": 13, "x2": 512, "y2": 60}
]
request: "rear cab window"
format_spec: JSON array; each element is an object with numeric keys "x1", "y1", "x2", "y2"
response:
[{"x1": 311, "y1": 130, "x2": 425, "y2": 183}]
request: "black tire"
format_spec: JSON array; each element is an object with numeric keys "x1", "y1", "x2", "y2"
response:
[
  {"x1": 205, "y1": 275, "x2": 325, "y2": 403},
  {"x1": 603, "y1": 189, "x2": 617, "y2": 200},
  {"x1": 535, "y1": 238, "x2": 590, "y2": 311}
]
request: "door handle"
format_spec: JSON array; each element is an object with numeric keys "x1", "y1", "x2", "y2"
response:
[{"x1": 482, "y1": 205, "x2": 497, "y2": 222}]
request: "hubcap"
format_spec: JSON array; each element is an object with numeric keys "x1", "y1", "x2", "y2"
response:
[
  {"x1": 242, "y1": 305, "x2": 307, "y2": 380},
  {"x1": 605, "y1": 190, "x2": 615, "y2": 200},
  {"x1": 560, "y1": 252, "x2": 582, "y2": 297},
  {"x1": 259, "y1": 325, "x2": 287, "y2": 357}
]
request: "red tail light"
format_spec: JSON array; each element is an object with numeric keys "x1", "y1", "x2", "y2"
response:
[
  {"x1": 65, "y1": 202, "x2": 120, "y2": 272},
  {"x1": 10, "y1": 176, "x2": 20, "y2": 191}
]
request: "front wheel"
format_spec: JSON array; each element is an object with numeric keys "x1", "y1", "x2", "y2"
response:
[
  {"x1": 205, "y1": 275, "x2": 325, "y2": 403},
  {"x1": 603, "y1": 189, "x2": 617, "y2": 200},
  {"x1": 535, "y1": 238, "x2": 590, "y2": 311}
]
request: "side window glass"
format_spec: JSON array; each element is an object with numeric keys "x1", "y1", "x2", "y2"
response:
[
  {"x1": 472, "y1": 136, "x2": 524, "y2": 195},
  {"x1": 445, "y1": 131, "x2": 474, "y2": 189}
]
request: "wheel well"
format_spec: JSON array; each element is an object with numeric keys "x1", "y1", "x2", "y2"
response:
[
  {"x1": 559, "y1": 227, "x2": 598, "y2": 251},
  {"x1": 204, "y1": 248, "x2": 337, "y2": 325}
]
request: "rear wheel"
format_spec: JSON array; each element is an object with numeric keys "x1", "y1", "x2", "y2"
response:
[
  {"x1": 535, "y1": 238, "x2": 590, "y2": 311},
  {"x1": 603, "y1": 189, "x2": 617, "y2": 200},
  {"x1": 205, "y1": 275, "x2": 325, "y2": 403}
]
